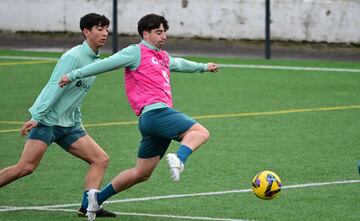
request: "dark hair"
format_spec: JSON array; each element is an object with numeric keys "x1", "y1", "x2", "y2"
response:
[
  {"x1": 80, "y1": 13, "x2": 110, "y2": 31},
  {"x1": 137, "y1": 14, "x2": 169, "y2": 38}
]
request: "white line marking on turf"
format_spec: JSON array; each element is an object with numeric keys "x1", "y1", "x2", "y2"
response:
[
  {"x1": 220, "y1": 64, "x2": 360, "y2": 73},
  {"x1": 48, "y1": 208, "x2": 251, "y2": 221},
  {"x1": 1, "y1": 55, "x2": 359, "y2": 73},
  {"x1": 0, "y1": 55, "x2": 57, "y2": 61},
  {"x1": 282, "y1": 179, "x2": 360, "y2": 189},
  {"x1": 0, "y1": 208, "x2": 251, "y2": 221},
  {"x1": 0, "y1": 179, "x2": 359, "y2": 212},
  {"x1": 104, "y1": 189, "x2": 252, "y2": 205},
  {"x1": 101, "y1": 179, "x2": 360, "y2": 205},
  {"x1": 0, "y1": 180, "x2": 358, "y2": 221},
  {"x1": 114, "y1": 211, "x2": 251, "y2": 221},
  {"x1": 45, "y1": 208, "x2": 255, "y2": 221}
]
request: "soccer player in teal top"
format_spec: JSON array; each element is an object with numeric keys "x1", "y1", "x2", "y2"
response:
[
  {"x1": 0, "y1": 13, "x2": 115, "y2": 217},
  {"x1": 59, "y1": 13, "x2": 219, "y2": 220}
]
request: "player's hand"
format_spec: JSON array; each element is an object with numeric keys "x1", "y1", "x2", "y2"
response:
[
  {"x1": 207, "y1": 63, "x2": 219, "y2": 73},
  {"x1": 59, "y1": 75, "x2": 71, "y2": 87},
  {"x1": 20, "y1": 120, "x2": 38, "y2": 136}
]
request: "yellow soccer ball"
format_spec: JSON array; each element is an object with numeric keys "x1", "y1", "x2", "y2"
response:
[{"x1": 252, "y1": 170, "x2": 282, "y2": 200}]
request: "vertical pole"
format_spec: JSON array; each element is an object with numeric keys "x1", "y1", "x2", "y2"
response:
[
  {"x1": 112, "y1": 0, "x2": 118, "y2": 54},
  {"x1": 265, "y1": 0, "x2": 271, "y2": 59}
]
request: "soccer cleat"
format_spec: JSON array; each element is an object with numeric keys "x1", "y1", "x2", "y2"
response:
[
  {"x1": 86, "y1": 189, "x2": 100, "y2": 221},
  {"x1": 166, "y1": 153, "x2": 185, "y2": 181},
  {"x1": 358, "y1": 160, "x2": 360, "y2": 175},
  {"x1": 78, "y1": 207, "x2": 116, "y2": 217}
]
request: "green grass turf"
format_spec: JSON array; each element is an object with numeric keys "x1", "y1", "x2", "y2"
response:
[{"x1": 0, "y1": 50, "x2": 359, "y2": 221}]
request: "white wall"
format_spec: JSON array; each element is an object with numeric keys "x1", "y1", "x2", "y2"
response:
[{"x1": 1, "y1": 0, "x2": 359, "y2": 43}]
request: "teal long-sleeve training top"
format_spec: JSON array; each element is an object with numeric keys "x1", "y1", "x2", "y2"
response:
[{"x1": 29, "y1": 41, "x2": 100, "y2": 127}]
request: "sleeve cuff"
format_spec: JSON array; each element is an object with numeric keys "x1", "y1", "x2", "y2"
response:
[
  {"x1": 30, "y1": 118, "x2": 39, "y2": 124},
  {"x1": 203, "y1": 64, "x2": 208, "y2": 72},
  {"x1": 67, "y1": 71, "x2": 77, "y2": 81}
]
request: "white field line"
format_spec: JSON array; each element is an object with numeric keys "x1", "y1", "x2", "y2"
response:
[
  {"x1": 0, "y1": 180, "x2": 358, "y2": 221},
  {"x1": 1, "y1": 55, "x2": 359, "y2": 73},
  {"x1": 0, "y1": 179, "x2": 359, "y2": 212},
  {"x1": 1, "y1": 207, "x2": 252, "y2": 221},
  {"x1": 220, "y1": 64, "x2": 360, "y2": 73},
  {"x1": 0, "y1": 207, "x2": 251, "y2": 221},
  {"x1": 0, "y1": 55, "x2": 57, "y2": 61}
]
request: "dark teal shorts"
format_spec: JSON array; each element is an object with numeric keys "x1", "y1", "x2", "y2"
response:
[
  {"x1": 138, "y1": 107, "x2": 197, "y2": 159},
  {"x1": 28, "y1": 123, "x2": 86, "y2": 151}
]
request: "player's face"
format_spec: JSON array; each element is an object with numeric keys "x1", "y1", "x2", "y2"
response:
[
  {"x1": 85, "y1": 25, "x2": 109, "y2": 52},
  {"x1": 145, "y1": 23, "x2": 167, "y2": 49}
]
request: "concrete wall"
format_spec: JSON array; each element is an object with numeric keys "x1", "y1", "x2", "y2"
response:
[{"x1": 0, "y1": 0, "x2": 359, "y2": 43}]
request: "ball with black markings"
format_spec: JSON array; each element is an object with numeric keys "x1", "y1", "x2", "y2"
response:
[{"x1": 252, "y1": 170, "x2": 282, "y2": 200}]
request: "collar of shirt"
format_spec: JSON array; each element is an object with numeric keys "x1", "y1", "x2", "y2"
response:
[
  {"x1": 141, "y1": 40, "x2": 160, "y2": 51},
  {"x1": 82, "y1": 41, "x2": 100, "y2": 59}
]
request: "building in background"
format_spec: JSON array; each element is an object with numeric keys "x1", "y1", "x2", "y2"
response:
[{"x1": 0, "y1": 0, "x2": 359, "y2": 44}]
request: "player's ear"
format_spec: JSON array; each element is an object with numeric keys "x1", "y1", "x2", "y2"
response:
[
  {"x1": 83, "y1": 28, "x2": 91, "y2": 38},
  {"x1": 142, "y1": 31, "x2": 149, "y2": 39}
]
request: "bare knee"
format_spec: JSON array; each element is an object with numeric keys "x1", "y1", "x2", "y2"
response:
[
  {"x1": 16, "y1": 163, "x2": 36, "y2": 177},
  {"x1": 203, "y1": 128, "x2": 211, "y2": 141},
  {"x1": 89, "y1": 152, "x2": 110, "y2": 169},
  {"x1": 134, "y1": 169, "x2": 153, "y2": 182},
  {"x1": 102, "y1": 153, "x2": 110, "y2": 168},
  {"x1": 198, "y1": 127, "x2": 210, "y2": 143},
  {"x1": 188, "y1": 124, "x2": 210, "y2": 143},
  {"x1": 138, "y1": 171, "x2": 152, "y2": 182},
  {"x1": 97, "y1": 153, "x2": 110, "y2": 168}
]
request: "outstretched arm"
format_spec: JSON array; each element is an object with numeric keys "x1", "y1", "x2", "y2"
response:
[
  {"x1": 169, "y1": 57, "x2": 219, "y2": 73},
  {"x1": 59, "y1": 45, "x2": 139, "y2": 87}
]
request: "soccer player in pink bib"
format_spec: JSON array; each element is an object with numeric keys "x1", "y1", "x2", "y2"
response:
[{"x1": 59, "y1": 13, "x2": 219, "y2": 220}]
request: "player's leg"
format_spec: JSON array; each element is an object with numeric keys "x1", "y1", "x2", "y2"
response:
[
  {"x1": 178, "y1": 123, "x2": 210, "y2": 154},
  {"x1": 89, "y1": 131, "x2": 170, "y2": 214},
  {"x1": 153, "y1": 108, "x2": 209, "y2": 181},
  {"x1": 67, "y1": 135, "x2": 109, "y2": 189},
  {"x1": 0, "y1": 123, "x2": 54, "y2": 188},
  {"x1": 166, "y1": 123, "x2": 210, "y2": 181},
  {"x1": 0, "y1": 139, "x2": 48, "y2": 187},
  {"x1": 64, "y1": 134, "x2": 114, "y2": 217},
  {"x1": 109, "y1": 156, "x2": 160, "y2": 192},
  {"x1": 97, "y1": 156, "x2": 160, "y2": 202},
  {"x1": 86, "y1": 157, "x2": 160, "y2": 220},
  {"x1": 55, "y1": 126, "x2": 113, "y2": 217},
  {"x1": 173, "y1": 122, "x2": 210, "y2": 161}
]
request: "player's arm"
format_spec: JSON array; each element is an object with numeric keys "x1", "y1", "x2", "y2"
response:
[
  {"x1": 169, "y1": 56, "x2": 219, "y2": 73},
  {"x1": 59, "y1": 45, "x2": 139, "y2": 86}
]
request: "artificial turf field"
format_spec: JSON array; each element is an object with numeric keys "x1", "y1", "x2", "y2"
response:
[{"x1": 0, "y1": 50, "x2": 359, "y2": 221}]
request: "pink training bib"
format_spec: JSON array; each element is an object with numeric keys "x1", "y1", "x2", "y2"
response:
[{"x1": 125, "y1": 44, "x2": 172, "y2": 116}]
